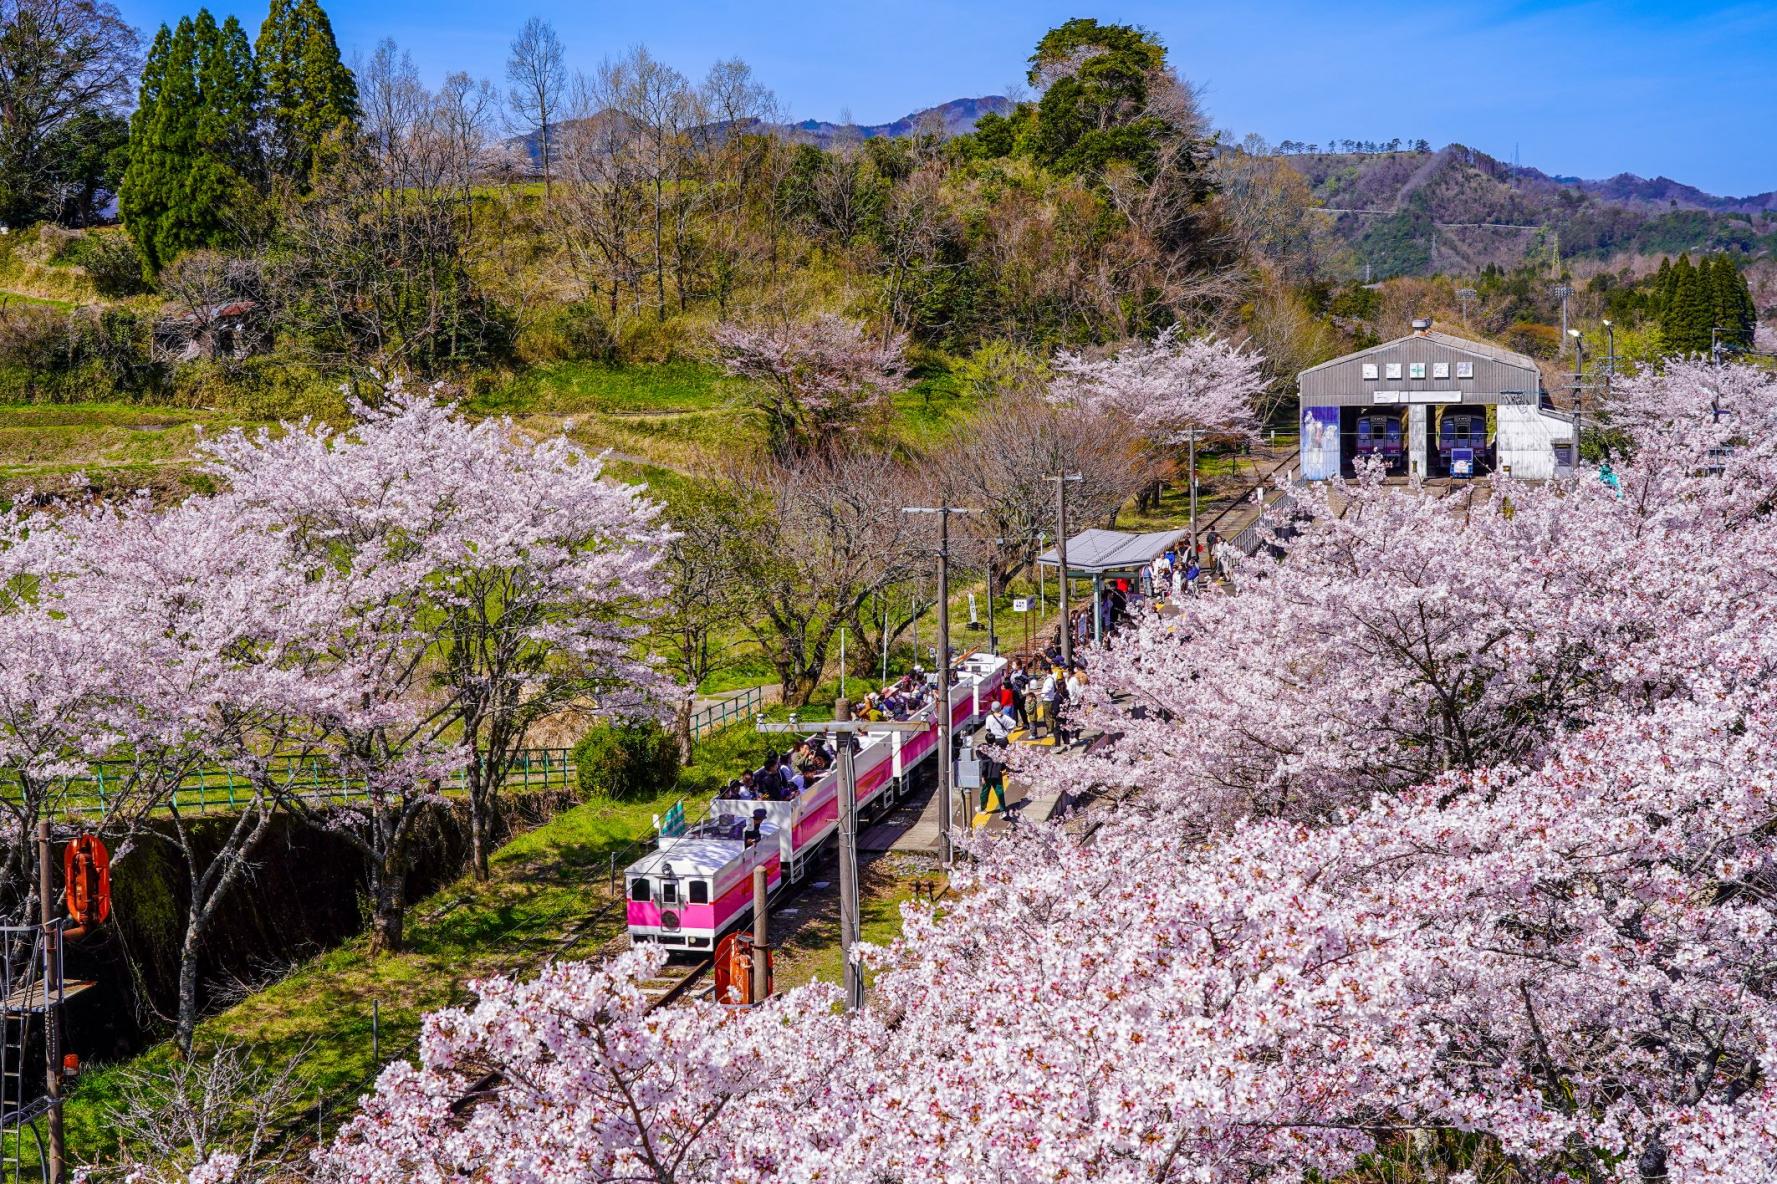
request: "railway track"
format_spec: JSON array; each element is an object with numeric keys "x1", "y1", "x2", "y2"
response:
[{"x1": 637, "y1": 954, "x2": 715, "y2": 1008}]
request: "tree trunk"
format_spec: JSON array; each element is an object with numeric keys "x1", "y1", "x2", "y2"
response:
[
  {"x1": 173, "y1": 919, "x2": 204, "y2": 1058},
  {"x1": 469, "y1": 793, "x2": 489, "y2": 882},
  {"x1": 368, "y1": 871, "x2": 405, "y2": 955},
  {"x1": 675, "y1": 696, "x2": 694, "y2": 766},
  {"x1": 786, "y1": 668, "x2": 821, "y2": 708}
]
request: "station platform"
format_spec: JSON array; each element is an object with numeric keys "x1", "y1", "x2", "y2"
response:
[{"x1": 858, "y1": 762, "x2": 1067, "y2": 855}]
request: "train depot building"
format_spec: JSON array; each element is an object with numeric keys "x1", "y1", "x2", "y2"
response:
[{"x1": 1297, "y1": 319, "x2": 1575, "y2": 481}]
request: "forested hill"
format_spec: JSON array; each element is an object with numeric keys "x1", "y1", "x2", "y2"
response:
[
  {"x1": 509, "y1": 96, "x2": 1015, "y2": 166},
  {"x1": 792, "y1": 96, "x2": 1014, "y2": 143},
  {"x1": 1279, "y1": 142, "x2": 1777, "y2": 277}
]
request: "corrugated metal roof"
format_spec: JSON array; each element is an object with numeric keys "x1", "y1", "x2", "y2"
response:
[
  {"x1": 1035, "y1": 527, "x2": 1191, "y2": 574},
  {"x1": 1299, "y1": 329, "x2": 1538, "y2": 376}
]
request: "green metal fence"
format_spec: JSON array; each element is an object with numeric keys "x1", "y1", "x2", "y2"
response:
[
  {"x1": 6, "y1": 748, "x2": 577, "y2": 819},
  {"x1": 689, "y1": 686, "x2": 767, "y2": 739}
]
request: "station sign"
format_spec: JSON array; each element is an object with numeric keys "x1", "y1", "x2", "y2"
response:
[
  {"x1": 1011, "y1": 597, "x2": 1030, "y2": 613},
  {"x1": 1372, "y1": 390, "x2": 1462, "y2": 404}
]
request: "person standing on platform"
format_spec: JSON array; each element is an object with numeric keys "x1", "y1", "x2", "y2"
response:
[{"x1": 978, "y1": 740, "x2": 1008, "y2": 815}]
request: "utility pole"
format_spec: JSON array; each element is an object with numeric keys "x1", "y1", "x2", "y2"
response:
[
  {"x1": 1456, "y1": 287, "x2": 1476, "y2": 328},
  {"x1": 900, "y1": 505, "x2": 979, "y2": 867},
  {"x1": 986, "y1": 538, "x2": 1001, "y2": 656},
  {"x1": 1047, "y1": 474, "x2": 1082, "y2": 668},
  {"x1": 37, "y1": 820, "x2": 63, "y2": 1184},
  {"x1": 758, "y1": 717, "x2": 930, "y2": 1009},
  {"x1": 1187, "y1": 427, "x2": 1200, "y2": 563},
  {"x1": 750, "y1": 865, "x2": 768, "y2": 1004},
  {"x1": 1568, "y1": 328, "x2": 1585, "y2": 469},
  {"x1": 1552, "y1": 283, "x2": 1574, "y2": 362}
]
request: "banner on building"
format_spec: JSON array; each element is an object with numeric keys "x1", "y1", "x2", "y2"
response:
[{"x1": 1301, "y1": 406, "x2": 1341, "y2": 481}]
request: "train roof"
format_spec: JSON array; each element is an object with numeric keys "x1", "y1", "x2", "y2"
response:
[{"x1": 628, "y1": 826, "x2": 775, "y2": 878}]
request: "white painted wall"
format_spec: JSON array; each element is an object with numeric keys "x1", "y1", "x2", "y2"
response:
[{"x1": 1496, "y1": 405, "x2": 1572, "y2": 480}]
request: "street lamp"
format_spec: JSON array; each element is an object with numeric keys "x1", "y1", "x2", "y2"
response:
[
  {"x1": 1568, "y1": 328, "x2": 1584, "y2": 471},
  {"x1": 1552, "y1": 283, "x2": 1574, "y2": 359}
]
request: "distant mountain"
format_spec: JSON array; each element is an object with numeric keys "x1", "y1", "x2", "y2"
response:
[
  {"x1": 505, "y1": 95, "x2": 1013, "y2": 169},
  {"x1": 1277, "y1": 144, "x2": 1777, "y2": 278},
  {"x1": 791, "y1": 96, "x2": 1013, "y2": 145},
  {"x1": 1547, "y1": 171, "x2": 1777, "y2": 215}
]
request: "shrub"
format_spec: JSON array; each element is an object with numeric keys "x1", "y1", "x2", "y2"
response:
[
  {"x1": 34, "y1": 227, "x2": 149, "y2": 297},
  {"x1": 572, "y1": 718, "x2": 681, "y2": 800},
  {"x1": 515, "y1": 299, "x2": 618, "y2": 365}
]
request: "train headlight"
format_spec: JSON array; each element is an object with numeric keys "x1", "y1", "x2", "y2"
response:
[{"x1": 662, "y1": 910, "x2": 681, "y2": 932}]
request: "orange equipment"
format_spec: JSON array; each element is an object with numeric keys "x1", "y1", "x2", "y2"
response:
[
  {"x1": 713, "y1": 931, "x2": 773, "y2": 1005},
  {"x1": 63, "y1": 835, "x2": 111, "y2": 925}
]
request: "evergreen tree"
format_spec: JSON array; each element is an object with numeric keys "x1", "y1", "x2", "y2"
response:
[
  {"x1": 199, "y1": 14, "x2": 263, "y2": 181},
  {"x1": 119, "y1": 10, "x2": 260, "y2": 274},
  {"x1": 256, "y1": 0, "x2": 358, "y2": 187},
  {"x1": 1660, "y1": 254, "x2": 1713, "y2": 356},
  {"x1": 1706, "y1": 255, "x2": 1756, "y2": 350},
  {"x1": 1651, "y1": 256, "x2": 1673, "y2": 318}
]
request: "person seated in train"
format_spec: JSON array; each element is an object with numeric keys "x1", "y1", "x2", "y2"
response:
[
  {"x1": 744, "y1": 808, "x2": 767, "y2": 848},
  {"x1": 725, "y1": 777, "x2": 749, "y2": 800},
  {"x1": 790, "y1": 740, "x2": 820, "y2": 779},
  {"x1": 753, "y1": 751, "x2": 783, "y2": 798},
  {"x1": 735, "y1": 770, "x2": 758, "y2": 799}
]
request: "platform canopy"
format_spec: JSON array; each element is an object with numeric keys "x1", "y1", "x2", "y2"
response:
[{"x1": 1035, "y1": 527, "x2": 1190, "y2": 577}]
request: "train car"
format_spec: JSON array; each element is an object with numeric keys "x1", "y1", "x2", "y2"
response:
[
  {"x1": 1435, "y1": 407, "x2": 1491, "y2": 475},
  {"x1": 1353, "y1": 409, "x2": 1406, "y2": 471},
  {"x1": 625, "y1": 815, "x2": 783, "y2": 952},
  {"x1": 626, "y1": 652, "x2": 1006, "y2": 952}
]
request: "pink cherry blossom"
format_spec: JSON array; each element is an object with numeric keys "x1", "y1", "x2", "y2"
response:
[
  {"x1": 179, "y1": 362, "x2": 1777, "y2": 1183},
  {"x1": 1050, "y1": 326, "x2": 1265, "y2": 444}
]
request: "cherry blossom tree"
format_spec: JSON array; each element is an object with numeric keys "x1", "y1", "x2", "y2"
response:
[
  {"x1": 201, "y1": 385, "x2": 672, "y2": 887},
  {"x1": 712, "y1": 313, "x2": 911, "y2": 456},
  {"x1": 37, "y1": 494, "x2": 353, "y2": 1053},
  {"x1": 1051, "y1": 325, "x2": 1265, "y2": 515},
  {"x1": 1049, "y1": 325, "x2": 1265, "y2": 444}
]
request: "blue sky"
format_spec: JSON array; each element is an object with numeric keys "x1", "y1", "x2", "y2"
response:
[{"x1": 112, "y1": 0, "x2": 1777, "y2": 195}]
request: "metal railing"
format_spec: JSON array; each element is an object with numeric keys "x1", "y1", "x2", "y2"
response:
[
  {"x1": 9, "y1": 748, "x2": 577, "y2": 820},
  {"x1": 689, "y1": 687, "x2": 769, "y2": 740}
]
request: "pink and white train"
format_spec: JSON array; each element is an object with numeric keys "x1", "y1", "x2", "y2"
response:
[{"x1": 626, "y1": 653, "x2": 1008, "y2": 951}]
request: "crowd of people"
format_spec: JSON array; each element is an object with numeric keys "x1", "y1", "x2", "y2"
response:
[
  {"x1": 721, "y1": 736, "x2": 835, "y2": 802},
  {"x1": 856, "y1": 670, "x2": 938, "y2": 722}
]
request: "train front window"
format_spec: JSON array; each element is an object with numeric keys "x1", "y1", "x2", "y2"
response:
[
  {"x1": 1357, "y1": 420, "x2": 1373, "y2": 448},
  {"x1": 629, "y1": 878, "x2": 650, "y2": 902},
  {"x1": 660, "y1": 879, "x2": 678, "y2": 904},
  {"x1": 689, "y1": 880, "x2": 709, "y2": 904}
]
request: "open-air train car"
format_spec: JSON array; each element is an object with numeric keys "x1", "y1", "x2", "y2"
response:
[{"x1": 626, "y1": 652, "x2": 1008, "y2": 952}]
